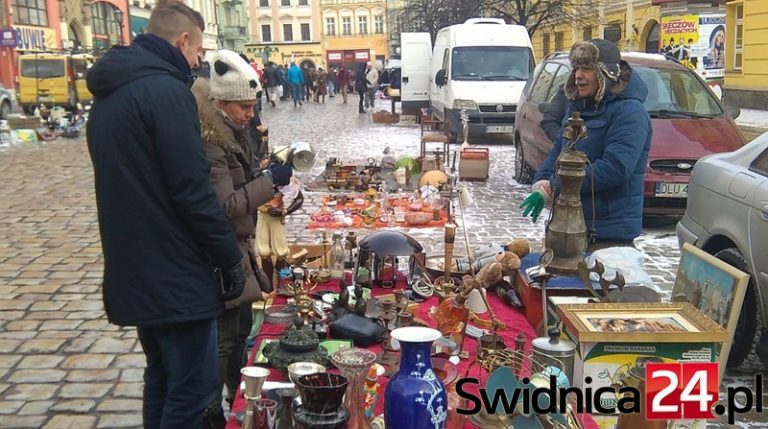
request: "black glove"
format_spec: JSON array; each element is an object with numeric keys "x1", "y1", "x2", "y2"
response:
[
  {"x1": 220, "y1": 263, "x2": 246, "y2": 301},
  {"x1": 268, "y1": 162, "x2": 293, "y2": 187}
]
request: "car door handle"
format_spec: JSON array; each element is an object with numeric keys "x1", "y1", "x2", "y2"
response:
[
  {"x1": 402, "y1": 77, "x2": 409, "y2": 83},
  {"x1": 762, "y1": 204, "x2": 768, "y2": 221},
  {"x1": 522, "y1": 112, "x2": 527, "y2": 119}
]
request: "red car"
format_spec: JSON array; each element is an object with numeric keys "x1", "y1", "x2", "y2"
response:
[{"x1": 514, "y1": 52, "x2": 746, "y2": 216}]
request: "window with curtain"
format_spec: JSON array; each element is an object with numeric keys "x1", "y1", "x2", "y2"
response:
[
  {"x1": 326, "y1": 17, "x2": 336, "y2": 36},
  {"x1": 543, "y1": 33, "x2": 551, "y2": 56},
  {"x1": 91, "y1": 3, "x2": 120, "y2": 37},
  {"x1": 12, "y1": 0, "x2": 48, "y2": 27},
  {"x1": 555, "y1": 32, "x2": 564, "y2": 51},
  {"x1": 283, "y1": 23, "x2": 293, "y2": 41},
  {"x1": 374, "y1": 15, "x2": 384, "y2": 34},
  {"x1": 342, "y1": 17, "x2": 352, "y2": 35},
  {"x1": 299, "y1": 0, "x2": 308, "y2": 5},
  {"x1": 281, "y1": 0, "x2": 290, "y2": 6},
  {"x1": 301, "y1": 23, "x2": 310, "y2": 41},
  {"x1": 260, "y1": 0, "x2": 269, "y2": 7},
  {"x1": 358, "y1": 16, "x2": 368, "y2": 35}
]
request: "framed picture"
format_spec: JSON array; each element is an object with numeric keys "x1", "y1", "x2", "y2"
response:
[
  {"x1": 557, "y1": 302, "x2": 728, "y2": 343},
  {"x1": 672, "y1": 243, "x2": 749, "y2": 379}
]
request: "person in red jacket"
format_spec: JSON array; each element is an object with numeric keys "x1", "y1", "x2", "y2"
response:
[{"x1": 337, "y1": 65, "x2": 351, "y2": 104}]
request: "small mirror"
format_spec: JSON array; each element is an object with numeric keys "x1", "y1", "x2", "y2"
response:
[
  {"x1": 435, "y1": 69, "x2": 447, "y2": 87},
  {"x1": 726, "y1": 105, "x2": 741, "y2": 120}
]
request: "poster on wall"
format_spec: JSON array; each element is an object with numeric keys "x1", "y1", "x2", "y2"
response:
[{"x1": 660, "y1": 13, "x2": 725, "y2": 84}]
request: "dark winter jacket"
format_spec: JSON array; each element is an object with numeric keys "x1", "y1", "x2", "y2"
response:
[
  {"x1": 534, "y1": 63, "x2": 651, "y2": 242},
  {"x1": 86, "y1": 42, "x2": 241, "y2": 326}
]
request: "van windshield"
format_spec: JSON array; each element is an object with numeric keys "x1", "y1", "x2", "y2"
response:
[
  {"x1": 451, "y1": 47, "x2": 532, "y2": 81},
  {"x1": 20, "y1": 59, "x2": 66, "y2": 79}
]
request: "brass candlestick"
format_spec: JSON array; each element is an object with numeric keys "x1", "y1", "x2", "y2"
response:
[
  {"x1": 376, "y1": 299, "x2": 398, "y2": 367},
  {"x1": 435, "y1": 223, "x2": 457, "y2": 295}
]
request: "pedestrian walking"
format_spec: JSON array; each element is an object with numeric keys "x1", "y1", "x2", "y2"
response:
[
  {"x1": 192, "y1": 49, "x2": 292, "y2": 428},
  {"x1": 355, "y1": 63, "x2": 367, "y2": 114},
  {"x1": 264, "y1": 62, "x2": 278, "y2": 107},
  {"x1": 287, "y1": 62, "x2": 304, "y2": 107},
  {"x1": 303, "y1": 65, "x2": 313, "y2": 102},
  {"x1": 316, "y1": 67, "x2": 328, "y2": 103},
  {"x1": 85, "y1": 1, "x2": 247, "y2": 428},
  {"x1": 337, "y1": 65, "x2": 350, "y2": 104},
  {"x1": 327, "y1": 66, "x2": 336, "y2": 97},
  {"x1": 365, "y1": 62, "x2": 379, "y2": 109}
]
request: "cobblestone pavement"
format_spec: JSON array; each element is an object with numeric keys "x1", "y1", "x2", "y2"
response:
[{"x1": 0, "y1": 94, "x2": 765, "y2": 428}]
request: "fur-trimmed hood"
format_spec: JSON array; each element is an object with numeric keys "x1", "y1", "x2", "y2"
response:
[
  {"x1": 564, "y1": 60, "x2": 634, "y2": 104},
  {"x1": 191, "y1": 77, "x2": 245, "y2": 149}
]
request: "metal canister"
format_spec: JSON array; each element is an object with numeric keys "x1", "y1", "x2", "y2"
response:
[
  {"x1": 531, "y1": 327, "x2": 577, "y2": 384},
  {"x1": 615, "y1": 357, "x2": 669, "y2": 429}
]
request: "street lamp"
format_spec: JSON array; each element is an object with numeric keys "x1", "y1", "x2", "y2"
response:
[{"x1": 113, "y1": 9, "x2": 124, "y2": 46}]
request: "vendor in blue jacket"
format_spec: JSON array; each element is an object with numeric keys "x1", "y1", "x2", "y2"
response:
[{"x1": 520, "y1": 39, "x2": 652, "y2": 250}]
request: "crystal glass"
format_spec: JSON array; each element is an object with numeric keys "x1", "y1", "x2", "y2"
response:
[{"x1": 331, "y1": 347, "x2": 377, "y2": 429}]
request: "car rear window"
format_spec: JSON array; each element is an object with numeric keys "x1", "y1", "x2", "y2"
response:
[
  {"x1": 20, "y1": 59, "x2": 65, "y2": 79},
  {"x1": 633, "y1": 66, "x2": 723, "y2": 117}
]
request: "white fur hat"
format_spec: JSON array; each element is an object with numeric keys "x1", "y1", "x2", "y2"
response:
[{"x1": 209, "y1": 49, "x2": 262, "y2": 101}]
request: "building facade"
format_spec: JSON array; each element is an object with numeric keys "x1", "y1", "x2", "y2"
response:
[
  {"x1": 218, "y1": 0, "x2": 249, "y2": 52},
  {"x1": 245, "y1": 0, "x2": 323, "y2": 68},
  {"x1": 724, "y1": 0, "x2": 767, "y2": 108},
  {"x1": 187, "y1": 0, "x2": 219, "y2": 51},
  {"x1": 1, "y1": 0, "x2": 130, "y2": 89},
  {"x1": 321, "y1": 0, "x2": 389, "y2": 70},
  {"x1": 129, "y1": 0, "x2": 154, "y2": 40}
]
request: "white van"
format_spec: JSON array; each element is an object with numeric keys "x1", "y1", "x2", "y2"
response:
[{"x1": 403, "y1": 18, "x2": 535, "y2": 140}]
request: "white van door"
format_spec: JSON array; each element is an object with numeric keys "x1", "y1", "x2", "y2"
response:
[{"x1": 400, "y1": 32, "x2": 432, "y2": 112}]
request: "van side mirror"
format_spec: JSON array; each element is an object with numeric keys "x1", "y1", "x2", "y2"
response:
[
  {"x1": 435, "y1": 69, "x2": 447, "y2": 87},
  {"x1": 726, "y1": 105, "x2": 741, "y2": 120}
]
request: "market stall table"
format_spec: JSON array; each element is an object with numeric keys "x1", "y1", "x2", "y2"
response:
[{"x1": 226, "y1": 276, "x2": 600, "y2": 429}]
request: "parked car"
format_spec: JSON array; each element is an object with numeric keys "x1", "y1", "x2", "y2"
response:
[
  {"x1": 676, "y1": 132, "x2": 768, "y2": 367},
  {"x1": 514, "y1": 52, "x2": 746, "y2": 216},
  {"x1": 0, "y1": 82, "x2": 13, "y2": 119}
]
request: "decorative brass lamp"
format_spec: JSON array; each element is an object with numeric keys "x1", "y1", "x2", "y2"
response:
[{"x1": 543, "y1": 112, "x2": 589, "y2": 274}]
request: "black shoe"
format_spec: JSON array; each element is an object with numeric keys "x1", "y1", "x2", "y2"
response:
[{"x1": 271, "y1": 101, "x2": 276, "y2": 107}]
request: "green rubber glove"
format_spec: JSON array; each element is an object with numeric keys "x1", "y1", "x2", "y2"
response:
[{"x1": 519, "y1": 190, "x2": 547, "y2": 223}]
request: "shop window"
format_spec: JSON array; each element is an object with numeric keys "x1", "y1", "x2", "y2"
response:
[
  {"x1": 342, "y1": 17, "x2": 352, "y2": 35},
  {"x1": 301, "y1": 23, "x2": 310, "y2": 41},
  {"x1": 262, "y1": 24, "x2": 271, "y2": 42},
  {"x1": 283, "y1": 23, "x2": 293, "y2": 41},
  {"x1": 358, "y1": 16, "x2": 368, "y2": 35},
  {"x1": 374, "y1": 15, "x2": 384, "y2": 34},
  {"x1": 12, "y1": 0, "x2": 48, "y2": 27},
  {"x1": 734, "y1": 4, "x2": 743, "y2": 70},
  {"x1": 326, "y1": 17, "x2": 336, "y2": 36},
  {"x1": 543, "y1": 33, "x2": 551, "y2": 57}
]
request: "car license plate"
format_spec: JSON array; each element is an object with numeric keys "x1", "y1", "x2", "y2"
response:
[
  {"x1": 486, "y1": 125, "x2": 513, "y2": 133},
  {"x1": 655, "y1": 182, "x2": 688, "y2": 198}
]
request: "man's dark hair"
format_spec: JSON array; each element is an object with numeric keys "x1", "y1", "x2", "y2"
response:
[{"x1": 146, "y1": 0, "x2": 205, "y2": 43}]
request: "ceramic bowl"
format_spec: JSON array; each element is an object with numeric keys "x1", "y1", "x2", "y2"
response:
[{"x1": 287, "y1": 362, "x2": 326, "y2": 384}]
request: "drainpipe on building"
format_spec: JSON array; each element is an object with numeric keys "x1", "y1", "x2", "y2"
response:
[{"x1": 625, "y1": 0, "x2": 635, "y2": 51}]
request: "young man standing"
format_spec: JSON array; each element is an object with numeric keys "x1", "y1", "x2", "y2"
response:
[{"x1": 86, "y1": 1, "x2": 246, "y2": 427}]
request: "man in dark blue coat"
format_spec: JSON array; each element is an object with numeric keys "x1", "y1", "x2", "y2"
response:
[
  {"x1": 86, "y1": 2, "x2": 247, "y2": 427},
  {"x1": 521, "y1": 39, "x2": 652, "y2": 249}
]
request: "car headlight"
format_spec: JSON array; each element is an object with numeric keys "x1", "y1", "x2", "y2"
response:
[{"x1": 453, "y1": 99, "x2": 478, "y2": 110}]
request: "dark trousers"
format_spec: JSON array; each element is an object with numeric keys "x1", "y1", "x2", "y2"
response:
[
  {"x1": 358, "y1": 90, "x2": 366, "y2": 113},
  {"x1": 137, "y1": 318, "x2": 218, "y2": 429}
]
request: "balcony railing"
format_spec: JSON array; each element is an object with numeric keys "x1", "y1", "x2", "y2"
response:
[{"x1": 223, "y1": 26, "x2": 248, "y2": 39}]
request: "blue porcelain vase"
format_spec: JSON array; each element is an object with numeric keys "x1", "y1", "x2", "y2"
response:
[{"x1": 384, "y1": 327, "x2": 447, "y2": 429}]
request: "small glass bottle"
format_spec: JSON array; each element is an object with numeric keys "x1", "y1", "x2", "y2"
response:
[{"x1": 330, "y1": 231, "x2": 345, "y2": 280}]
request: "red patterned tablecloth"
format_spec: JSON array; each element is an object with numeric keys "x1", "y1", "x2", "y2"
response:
[{"x1": 226, "y1": 277, "x2": 599, "y2": 429}]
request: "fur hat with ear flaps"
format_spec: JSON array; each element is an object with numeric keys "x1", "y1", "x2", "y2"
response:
[
  {"x1": 209, "y1": 49, "x2": 262, "y2": 101},
  {"x1": 564, "y1": 39, "x2": 623, "y2": 103}
]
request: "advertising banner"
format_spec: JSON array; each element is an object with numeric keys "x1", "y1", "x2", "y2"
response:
[{"x1": 659, "y1": 13, "x2": 725, "y2": 82}]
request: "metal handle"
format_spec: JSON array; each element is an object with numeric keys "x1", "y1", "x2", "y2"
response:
[
  {"x1": 402, "y1": 76, "x2": 409, "y2": 83},
  {"x1": 762, "y1": 204, "x2": 768, "y2": 222}
]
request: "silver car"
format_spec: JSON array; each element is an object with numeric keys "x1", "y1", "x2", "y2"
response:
[{"x1": 676, "y1": 131, "x2": 768, "y2": 367}]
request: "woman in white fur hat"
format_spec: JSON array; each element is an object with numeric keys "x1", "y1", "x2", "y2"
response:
[{"x1": 192, "y1": 49, "x2": 294, "y2": 428}]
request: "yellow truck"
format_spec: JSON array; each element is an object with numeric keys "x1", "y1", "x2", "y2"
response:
[{"x1": 17, "y1": 53, "x2": 95, "y2": 113}]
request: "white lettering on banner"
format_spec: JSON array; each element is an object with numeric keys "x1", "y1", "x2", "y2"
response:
[
  {"x1": 355, "y1": 52, "x2": 369, "y2": 60},
  {"x1": 328, "y1": 52, "x2": 342, "y2": 60}
]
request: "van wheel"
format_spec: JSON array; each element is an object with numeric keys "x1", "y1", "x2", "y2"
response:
[
  {"x1": 0, "y1": 101, "x2": 10, "y2": 120},
  {"x1": 514, "y1": 136, "x2": 534, "y2": 185},
  {"x1": 714, "y1": 248, "x2": 758, "y2": 368}
]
